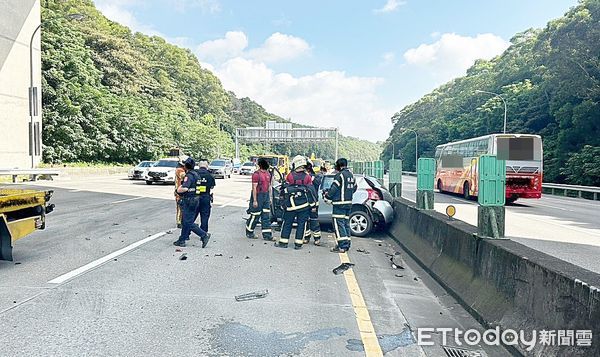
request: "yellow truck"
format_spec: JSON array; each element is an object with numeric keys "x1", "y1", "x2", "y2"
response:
[
  {"x1": 250, "y1": 155, "x2": 290, "y2": 176},
  {"x1": 0, "y1": 188, "x2": 54, "y2": 261}
]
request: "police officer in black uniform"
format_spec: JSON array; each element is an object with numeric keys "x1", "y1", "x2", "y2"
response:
[
  {"x1": 194, "y1": 159, "x2": 216, "y2": 234},
  {"x1": 173, "y1": 158, "x2": 211, "y2": 248}
]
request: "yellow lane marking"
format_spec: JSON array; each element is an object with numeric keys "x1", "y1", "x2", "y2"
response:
[{"x1": 339, "y1": 252, "x2": 384, "y2": 357}]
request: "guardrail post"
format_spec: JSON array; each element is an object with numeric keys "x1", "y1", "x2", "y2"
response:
[
  {"x1": 416, "y1": 158, "x2": 435, "y2": 209},
  {"x1": 389, "y1": 159, "x2": 402, "y2": 198},
  {"x1": 477, "y1": 155, "x2": 506, "y2": 239}
]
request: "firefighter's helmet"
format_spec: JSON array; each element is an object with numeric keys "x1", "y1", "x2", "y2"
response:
[{"x1": 291, "y1": 155, "x2": 307, "y2": 171}]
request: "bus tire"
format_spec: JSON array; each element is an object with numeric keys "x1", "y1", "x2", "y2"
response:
[
  {"x1": 437, "y1": 179, "x2": 444, "y2": 193},
  {"x1": 463, "y1": 181, "x2": 471, "y2": 200},
  {"x1": 506, "y1": 196, "x2": 518, "y2": 204}
]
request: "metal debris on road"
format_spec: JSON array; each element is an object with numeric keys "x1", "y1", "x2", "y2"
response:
[
  {"x1": 413, "y1": 277, "x2": 419, "y2": 281},
  {"x1": 245, "y1": 256, "x2": 250, "y2": 259},
  {"x1": 166, "y1": 230, "x2": 173, "y2": 234},
  {"x1": 395, "y1": 274, "x2": 404, "y2": 278},
  {"x1": 175, "y1": 248, "x2": 182, "y2": 252},
  {"x1": 179, "y1": 253, "x2": 187, "y2": 261},
  {"x1": 384, "y1": 251, "x2": 401, "y2": 257},
  {"x1": 356, "y1": 248, "x2": 370, "y2": 254},
  {"x1": 390, "y1": 255, "x2": 404, "y2": 270},
  {"x1": 235, "y1": 290, "x2": 269, "y2": 302},
  {"x1": 112, "y1": 223, "x2": 119, "y2": 226},
  {"x1": 333, "y1": 262, "x2": 355, "y2": 275},
  {"x1": 214, "y1": 253, "x2": 223, "y2": 257}
]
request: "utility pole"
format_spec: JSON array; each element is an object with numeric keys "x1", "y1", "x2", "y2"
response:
[
  {"x1": 475, "y1": 90, "x2": 508, "y2": 134},
  {"x1": 400, "y1": 128, "x2": 418, "y2": 172}
]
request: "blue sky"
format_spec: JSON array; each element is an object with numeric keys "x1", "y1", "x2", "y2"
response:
[{"x1": 95, "y1": 0, "x2": 578, "y2": 141}]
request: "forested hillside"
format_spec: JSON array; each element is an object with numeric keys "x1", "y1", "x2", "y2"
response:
[
  {"x1": 382, "y1": 0, "x2": 600, "y2": 185},
  {"x1": 40, "y1": 0, "x2": 380, "y2": 164}
]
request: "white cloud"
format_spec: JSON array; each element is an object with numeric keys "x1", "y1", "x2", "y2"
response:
[
  {"x1": 248, "y1": 33, "x2": 310, "y2": 63},
  {"x1": 404, "y1": 33, "x2": 510, "y2": 81},
  {"x1": 91, "y1": 2, "x2": 391, "y2": 141},
  {"x1": 214, "y1": 57, "x2": 391, "y2": 141},
  {"x1": 374, "y1": 0, "x2": 406, "y2": 14},
  {"x1": 195, "y1": 31, "x2": 249, "y2": 63}
]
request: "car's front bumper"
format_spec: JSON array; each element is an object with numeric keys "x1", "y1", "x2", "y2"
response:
[
  {"x1": 145, "y1": 176, "x2": 174, "y2": 183},
  {"x1": 373, "y1": 200, "x2": 394, "y2": 224}
]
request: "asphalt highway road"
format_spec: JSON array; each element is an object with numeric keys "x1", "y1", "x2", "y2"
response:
[
  {"x1": 401, "y1": 175, "x2": 600, "y2": 274},
  {"x1": 0, "y1": 175, "x2": 509, "y2": 356}
]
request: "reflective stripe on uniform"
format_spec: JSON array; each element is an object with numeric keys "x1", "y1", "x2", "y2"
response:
[
  {"x1": 279, "y1": 237, "x2": 289, "y2": 244},
  {"x1": 262, "y1": 209, "x2": 271, "y2": 213},
  {"x1": 333, "y1": 180, "x2": 340, "y2": 186},
  {"x1": 262, "y1": 229, "x2": 272, "y2": 233},
  {"x1": 341, "y1": 176, "x2": 345, "y2": 202},
  {"x1": 294, "y1": 239, "x2": 304, "y2": 245},
  {"x1": 286, "y1": 202, "x2": 309, "y2": 211},
  {"x1": 337, "y1": 236, "x2": 351, "y2": 242},
  {"x1": 251, "y1": 211, "x2": 261, "y2": 216},
  {"x1": 333, "y1": 218, "x2": 341, "y2": 239},
  {"x1": 332, "y1": 201, "x2": 352, "y2": 205},
  {"x1": 246, "y1": 214, "x2": 256, "y2": 231},
  {"x1": 313, "y1": 232, "x2": 321, "y2": 238}
]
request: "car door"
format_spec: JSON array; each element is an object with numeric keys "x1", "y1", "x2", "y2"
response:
[{"x1": 318, "y1": 176, "x2": 334, "y2": 224}]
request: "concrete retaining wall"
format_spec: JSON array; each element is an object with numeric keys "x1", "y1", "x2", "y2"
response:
[{"x1": 388, "y1": 198, "x2": 600, "y2": 356}]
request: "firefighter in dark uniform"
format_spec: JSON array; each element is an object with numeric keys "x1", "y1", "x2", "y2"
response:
[
  {"x1": 278, "y1": 155, "x2": 314, "y2": 250},
  {"x1": 303, "y1": 161, "x2": 322, "y2": 246},
  {"x1": 194, "y1": 159, "x2": 216, "y2": 234},
  {"x1": 246, "y1": 158, "x2": 273, "y2": 240},
  {"x1": 173, "y1": 158, "x2": 211, "y2": 248},
  {"x1": 325, "y1": 158, "x2": 356, "y2": 253}
]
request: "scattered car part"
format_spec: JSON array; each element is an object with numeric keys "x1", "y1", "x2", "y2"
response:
[
  {"x1": 333, "y1": 262, "x2": 355, "y2": 275},
  {"x1": 235, "y1": 290, "x2": 269, "y2": 302}
]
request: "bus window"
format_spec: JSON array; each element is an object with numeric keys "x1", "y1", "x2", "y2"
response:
[
  {"x1": 441, "y1": 146, "x2": 463, "y2": 168},
  {"x1": 497, "y1": 137, "x2": 535, "y2": 161}
]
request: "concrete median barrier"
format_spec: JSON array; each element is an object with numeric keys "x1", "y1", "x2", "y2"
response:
[
  {"x1": 388, "y1": 197, "x2": 600, "y2": 356},
  {"x1": 50, "y1": 166, "x2": 130, "y2": 177}
]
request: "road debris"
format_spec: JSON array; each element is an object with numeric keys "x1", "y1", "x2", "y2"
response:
[
  {"x1": 112, "y1": 223, "x2": 119, "y2": 226},
  {"x1": 356, "y1": 248, "x2": 370, "y2": 254},
  {"x1": 413, "y1": 277, "x2": 419, "y2": 281},
  {"x1": 390, "y1": 255, "x2": 404, "y2": 270},
  {"x1": 245, "y1": 256, "x2": 250, "y2": 259},
  {"x1": 179, "y1": 253, "x2": 188, "y2": 261},
  {"x1": 215, "y1": 253, "x2": 223, "y2": 257},
  {"x1": 395, "y1": 274, "x2": 404, "y2": 278},
  {"x1": 235, "y1": 290, "x2": 269, "y2": 302},
  {"x1": 384, "y1": 251, "x2": 401, "y2": 257},
  {"x1": 166, "y1": 230, "x2": 173, "y2": 234},
  {"x1": 333, "y1": 262, "x2": 355, "y2": 275},
  {"x1": 175, "y1": 248, "x2": 182, "y2": 252}
]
